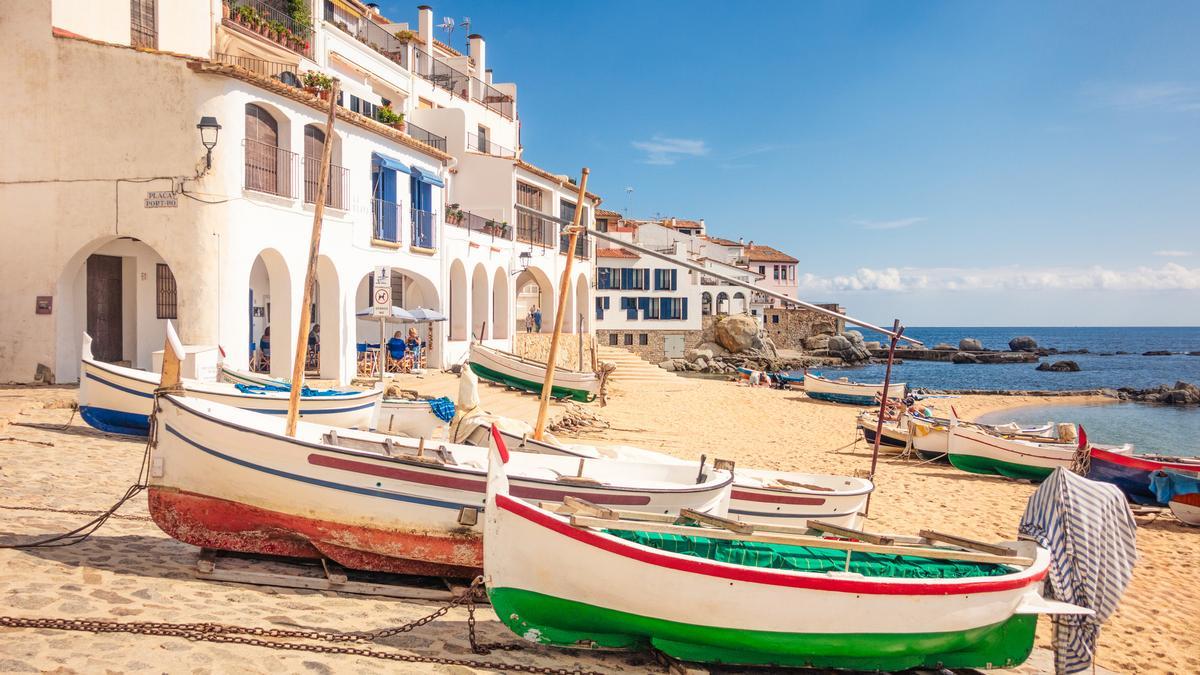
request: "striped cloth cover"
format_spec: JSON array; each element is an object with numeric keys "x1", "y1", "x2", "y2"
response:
[{"x1": 1018, "y1": 468, "x2": 1138, "y2": 674}]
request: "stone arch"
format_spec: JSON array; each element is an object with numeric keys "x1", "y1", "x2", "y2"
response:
[
  {"x1": 353, "y1": 267, "x2": 442, "y2": 369},
  {"x1": 54, "y1": 236, "x2": 180, "y2": 382},
  {"x1": 312, "y1": 255, "x2": 342, "y2": 380},
  {"x1": 574, "y1": 273, "x2": 590, "y2": 333},
  {"x1": 470, "y1": 263, "x2": 490, "y2": 340},
  {"x1": 448, "y1": 259, "x2": 468, "y2": 341},
  {"x1": 716, "y1": 291, "x2": 730, "y2": 316},
  {"x1": 491, "y1": 266, "x2": 510, "y2": 340},
  {"x1": 733, "y1": 291, "x2": 747, "y2": 314},
  {"x1": 514, "y1": 266, "x2": 554, "y2": 333},
  {"x1": 248, "y1": 248, "x2": 293, "y2": 377},
  {"x1": 701, "y1": 292, "x2": 713, "y2": 316}
]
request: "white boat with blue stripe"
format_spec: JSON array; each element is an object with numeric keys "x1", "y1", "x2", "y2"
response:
[
  {"x1": 803, "y1": 373, "x2": 906, "y2": 406},
  {"x1": 78, "y1": 335, "x2": 382, "y2": 436}
]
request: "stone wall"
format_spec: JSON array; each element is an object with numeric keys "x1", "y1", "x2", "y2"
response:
[
  {"x1": 513, "y1": 333, "x2": 597, "y2": 371},
  {"x1": 595, "y1": 329, "x2": 704, "y2": 364},
  {"x1": 761, "y1": 306, "x2": 845, "y2": 351}
]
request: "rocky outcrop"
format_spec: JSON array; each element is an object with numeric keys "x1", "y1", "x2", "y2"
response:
[
  {"x1": 933, "y1": 343, "x2": 956, "y2": 351},
  {"x1": 685, "y1": 348, "x2": 714, "y2": 363},
  {"x1": 959, "y1": 338, "x2": 983, "y2": 351},
  {"x1": 714, "y1": 315, "x2": 759, "y2": 353},
  {"x1": 1116, "y1": 381, "x2": 1200, "y2": 405},
  {"x1": 1142, "y1": 351, "x2": 1172, "y2": 356},
  {"x1": 827, "y1": 331, "x2": 871, "y2": 363},
  {"x1": 1036, "y1": 360, "x2": 1081, "y2": 372},
  {"x1": 804, "y1": 335, "x2": 831, "y2": 350},
  {"x1": 1009, "y1": 336, "x2": 1038, "y2": 352},
  {"x1": 952, "y1": 352, "x2": 979, "y2": 364}
]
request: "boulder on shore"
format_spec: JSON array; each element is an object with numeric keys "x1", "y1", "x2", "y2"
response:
[
  {"x1": 827, "y1": 331, "x2": 871, "y2": 363},
  {"x1": 951, "y1": 352, "x2": 980, "y2": 364},
  {"x1": 1143, "y1": 350, "x2": 1172, "y2": 356},
  {"x1": 933, "y1": 342, "x2": 956, "y2": 351},
  {"x1": 657, "y1": 359, "x2": 675, "y2": 371},
  {"x1": 804, "y1": 335, "x2": 830, "y2": 350},
  {"x1": 685, "y1": 348, "x2": 714, "y2": 363},
  {"x1": 1009, "y1": 336, "x2": 1038, "y2": 352},
  {"x1": 1036, "y1": 360, "x2": 1081, "y2": 372},
  {"x1": 959, "y1": 338, "x2": 983, "y2": 351},
  {"x1": 714, "y1": 315, "x2": 759, "y2": 353},
  {"x1": 1117, "y1": 381, "x2": 1200, "y2": 405},
  {"x1": 698, "y1": 341, "x2": 728, "y2": 357}
]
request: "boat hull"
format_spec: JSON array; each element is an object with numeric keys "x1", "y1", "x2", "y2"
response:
[
  {"x1": 803, "y1": 375, "x2": 906, "y2": 407},
  {"x1": 947, "y1": 426, "x2": 1077, "y2": 482},
  {"x1": 1169, "y1": 493, "x2": 1200, "y2": 526},
  {"x1": 485, "y1": 494, "x2": 1050, "y2": 670},
  {"x1": 858, "y1": 422, "x2": 908, "y2": 450},
  {"x1": 468, "y1": 343, "x2": 597, "y2": 403},
  {"x1": 1086, "y1": 448, "x2": 1199, "y2": 506},
  {"x1": 377, "y1": 399, "x2": 445, "y2": 438},
  {"x1": 80, "y1": 359, "x2": 380, "y2": 436}
]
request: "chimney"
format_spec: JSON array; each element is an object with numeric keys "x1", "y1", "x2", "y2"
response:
[
  {"x1": 468, "y1": 34, "x2": 486, "y2": 78},
  {"x1": 418, "y1": 5, "x2": 433, "y2": 53},
  {"x1": 485, "y1": 67, "x2": 493, "y2": 84},
  {"x1": 738, "y1": 237, "x2": 744, "y2": 245}
]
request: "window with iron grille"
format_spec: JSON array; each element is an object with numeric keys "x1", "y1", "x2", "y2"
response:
[
  {"x1": 516, "y1": 182, "x2": 543, "y2": 210},
  {"x1": 156, "y1": 264, "x2": 177, "y2": 319},
  {"x1": 130, "y1": 0, "x2": 157, "y2": 49}
]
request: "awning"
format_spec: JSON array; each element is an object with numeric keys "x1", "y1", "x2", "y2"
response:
[
  {"x1": 409, "y1": 166, "x2": 445, "y2": 188},
  {"x1": 371, "y1": 152, "x2": 410, "y2": 174},
  {"x1": 329, "y1": 0, "x2": 361, "y2": 18}
]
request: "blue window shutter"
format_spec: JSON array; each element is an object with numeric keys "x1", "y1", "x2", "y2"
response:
[
  {"x1": 642, "y1": 269, "x2": 650, "y2": 290},
  {"x1": 682, "y1": 297, "x2": 688, "y2": 320},
  {"x1": 671, "y1": 269, "x2": 678, "y2": 290},
  {"x1": 595, "y1": 297, "x2": 603, "y2": 320},
  {"x1": 660, "y1": 297, "x2": 670, "y2": 319},
  {"x1": 604, "y1": 297, "x2": 610, "y2": 309},
  {"x1": 598, "y1": 268, "x2": 609, "y2": 289},
  {"x1": 626, "y1": 296, "x2": 638, "y2": 320}
]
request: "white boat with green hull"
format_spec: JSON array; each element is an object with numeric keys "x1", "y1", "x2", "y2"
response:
[{"x1": 468, "y1": 342, "x2": 598, "y2": 403}]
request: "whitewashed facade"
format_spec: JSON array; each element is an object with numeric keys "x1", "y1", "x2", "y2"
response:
[{"x1": 1, "y1": 0, "x2": 596, "y2": 384}]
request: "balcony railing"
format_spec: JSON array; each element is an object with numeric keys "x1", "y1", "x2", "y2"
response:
[
  {"x1": 406, "y1": 121, "x2": 447, "y2": 152},
  {"x1": 215, "y1": 52, "x2": 301, "y2": 86},
  {"x1": 243, "y1": 138, "x2": 299, "y2": 198},
  {"x1": 466, "y1": 133, "x2": 516, "y2": 158},
  {"x1": 227, "y1": 0, "x2": 313, "y2": 58},
  {"x1": 323, "y1": 1, "x2": 409, "y2": 70},
  {"x1": 412, "y1": 45, "x2": 470, "y2": 98},
  {"x1": 515, "y1": 207, "x2": 557, "y2": 248},
  {"x1": 372, "y1": 198, "x2": 403, "y2": 244},
  {"x1": 446, "y1": 208, "x2": 511, "y2": 241},
  {"x1": 470, "y1": 77, "x2": 515, "y2": 120},
  {"x1": 411, "y1": 208, "x2": 437, "y2": 249},
  {"x1": 303, "y1": 156, "x2": 349, "y2": 209},
  {"x1": 559, "y1": 231, "x2": 591, "y2": 259}
]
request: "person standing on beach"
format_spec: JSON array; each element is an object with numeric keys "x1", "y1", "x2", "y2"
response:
[{"x1": 532, "y1": 306, "x2": 542, "y2": 332}]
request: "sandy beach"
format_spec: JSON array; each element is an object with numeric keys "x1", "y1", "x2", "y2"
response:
[{"x1": 0, "y1": 377, "x2": 1196, "y2": 674}]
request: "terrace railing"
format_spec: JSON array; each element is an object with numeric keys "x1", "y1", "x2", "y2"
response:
[
  {"x1": 466, "y1": 132, "x2": 516, "y2": 158},
  {"x1": 303, "y1": 156, "x2": 349, "y2": 209},
  {"x1": 559, "y1": 231, "x2": 591, "y2": 259},
  {"x1": 406, "y1": 121, "x2": 447, "y2": 152},
  {"x1": 215, "y1": 52, "x2": 302, "y2": 86},
  {"x1": 411, "y1": 208, "x2": 437, "y2": 249},
  {"x1": 372, "y1": 198, "x2": 403, "y2": 244},
  {"x1": 412, "y1": 45, "x2": 470, "y2": 99},
  {"x1": 227, "y1": 0, "x2": 313, "y2": 58},
  {"x1": 470, "y1": 77, "x2": 515, "y2": 119},
  {"x1": 323, "y1": 1, "x2": 409, "y2": 69},
  {"x1": 243, "y1": 138, "x2": 299, "y2": 198},
  {"x1": 446, "y1": 208, "x2": 511, "y2": 241},
  {"x1": 515, "y1": 207, "x2": 557, "y2": 248}
]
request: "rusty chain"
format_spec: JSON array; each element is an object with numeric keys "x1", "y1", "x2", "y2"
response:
[
  {"x1": 0, "y1": 577, "x2": 607, "y2": 674},
  {"x1": 0, "y1": 504, "x2": 153, "y2": 522}
]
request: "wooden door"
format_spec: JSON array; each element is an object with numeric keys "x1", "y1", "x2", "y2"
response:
[
  {"x1": 245, "y1": 104, "x2": 281, "y2": 195},
  {"x1": 86, "y1": 254, "x2": 123, "y2": 362}
]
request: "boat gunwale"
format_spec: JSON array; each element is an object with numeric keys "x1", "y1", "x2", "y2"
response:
[{"x1": 803, "y1": 373, "x2": 907, "y2": 391}]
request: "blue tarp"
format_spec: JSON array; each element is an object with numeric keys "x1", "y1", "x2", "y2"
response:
[
  {"x1": 233, "y1": 383, "x2": 353, "y2": 397},
  {"x1": 427, "y1": 396, "x2": 455, "y2": 422},
  {"x1": 1151, "y1": 469, "x2": 1200, "y2": 504}
]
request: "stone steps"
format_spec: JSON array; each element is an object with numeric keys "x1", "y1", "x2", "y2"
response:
[{"x1": 595, "y1": 346, "x2": 686, "y2": 384}]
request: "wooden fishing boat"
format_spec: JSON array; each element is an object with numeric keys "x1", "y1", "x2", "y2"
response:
[
  {"x1": 468, "y1": 342, "x2": 598, "y2": 403},
  {"x1": 1087, "y1": 446, "x2": 1200, "y2": 506},
  {"x1": 803, "y1": 373, "x2": 906, "y2": 406},
  {"x1": 1150, "y1": 469, "x2": 1200, "y2": 525},
  {"x1": 79, "y1": 337, "x2": 381, "y2": 436},
  {"x1": 947, "y1": 423, "x2": 1132, "y2": 482},
  {"x1": 219, "y1": 365, "x2": 289, "y2": 388},
  {"x1": 482, "y1": 437, "x2": 1089, "y2": 670},
  {"x1": 146, "y1": 395, "x2": 733, "y2": 577},
  {"x1": 856, "y1": 411, "x2": 909, "y2": 452},
  {"x1": 908, "y1": 416, "x2": 1056, "y2": 462},
  {"x1": 463, "y1": 425, "x2": 872, "y2": 528}
]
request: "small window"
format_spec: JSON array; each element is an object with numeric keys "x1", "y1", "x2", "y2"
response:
[
  {"x1": 771, "y1": 315, "x2": 779, "y2": 324},
  {"x1": 609, "y1": 333, "x2": 618, "y2": 346},
  {"x1": 419, "y1": 98, "x2": 435, "y2": 109},
  {"x1": 156, "y1": 264, "x2": 177, "y2": 319},
  {"x1": 623, "y1": 333, "x2": 633, "y2": 346},
  {"x1": 638, "y1": 333, "x2": 648, "y2": 346}
]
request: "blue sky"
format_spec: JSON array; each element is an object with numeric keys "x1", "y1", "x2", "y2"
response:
[{"x1": 382, "y1": 1, "x2": 1200, "y2": 326}]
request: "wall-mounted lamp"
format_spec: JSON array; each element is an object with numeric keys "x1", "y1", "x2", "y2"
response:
[
  {"x1": 514, "y1": 250, "x2": 532, "y2": 274},
  {"x1": 197, "y1": 116, "x2": 222, "y2": 169}
]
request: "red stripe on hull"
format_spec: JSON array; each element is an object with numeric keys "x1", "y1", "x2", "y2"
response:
[
  {"x1": 497, "y1": 494, "x2": 1046, "y2": 595},
  {"x1": 1174, "y1": 492, "x2": 1200, "y2": 507},
  {"x1": 1090, "y1": 446, "x2": 1197, "y2": 472},
  {"x1": 731, "y1": 489, "x2": 826, "y2": 506},
  {"x1": 307, "y1": 453, "x2": 652, "y2": 506},
  {"x1": 148, "y1": 488, "x2": 481, "y2": 577}
]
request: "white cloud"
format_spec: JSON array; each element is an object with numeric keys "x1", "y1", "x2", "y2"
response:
[
  {"x1": 1154, "y1": 249, "x2": 1192, "y2": 257},
  {"x1": 797, "y1": 263, "x2": 1200, "y2": 293},
  {"x1": 631, "y1": 136, "x2": 709, "y2": 165},
  {"x1": 852, "y1": 217, "x2": 926, "y2": 230},
  {"x1": 1087, "y1": 81, "x2": 1200, "y2": 112}
]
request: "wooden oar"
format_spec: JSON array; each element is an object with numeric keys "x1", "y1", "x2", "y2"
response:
[
  {"x1": 533, "y1": 168, "x2": 590, "y2": 440},
  {"x1": 285, "y1": 79, "x2": 341, "y2": 437}
]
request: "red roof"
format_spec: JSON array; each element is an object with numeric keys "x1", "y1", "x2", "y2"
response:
[
  {"x1": 596, "y1": 208, "x2": 623, "y2": 218},
  {"x1": 704, "y1": 235, "x2": 741, "y2": 247},
  {"x1": 744, "y1": 244, "x2": 798, "y2": 263},
  {"x1": 666, "y1": 218, "x2": 703, "y2": 230},
  {"x1": 596, "y1": 248, "x2": 639, "y2": 259}
]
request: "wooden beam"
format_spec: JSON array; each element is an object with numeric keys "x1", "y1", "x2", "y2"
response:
[
  {"x1": 568, "y1": 516, "x2": 1034, "y2": 567},
  {"x1": 561, "y1": 495, "x2": 616, "y2": 519},
  {"x1": 918, "y1": 529, "x2": 1018, "y2": 557},
  {"x1": 808, "y1": 520, "x2": 895, "y2": 546},
  {"x1": 678, "y1": 509, "x2": 755, "y2": 535}
]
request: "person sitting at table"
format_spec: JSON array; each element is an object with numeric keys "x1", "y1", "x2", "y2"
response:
[
  {"x1": 387, "y1": 331, "x2": 407, "y2": 360},
  {"x1": 258, "y1": 326, "x2": 271, "y2": 370},
  {"x1": 406, "y1": 327, "x2": 422, "y2": 365}
]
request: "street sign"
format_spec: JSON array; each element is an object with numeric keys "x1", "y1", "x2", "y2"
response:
[
  {"x1": 372, "y1": 266, "x2": 391, "y2": 316},
  {"x1": 145, "y1": 191, "x2": 177, "y2": 208}
]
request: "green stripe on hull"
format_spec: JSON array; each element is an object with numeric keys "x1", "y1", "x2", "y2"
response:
[
  {"x1": 468, "y1": 362, "x2": 593, "y2": 403},
  {"x1": 948, "y1": 453, "x2": 1056, "y2": 481},
  {"x1": 488, "y1": 587, "x2": 1036, "y2": 670}
]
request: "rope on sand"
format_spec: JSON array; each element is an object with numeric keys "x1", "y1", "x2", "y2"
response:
[{"x1": 548, "y1": 402, "x2": 610, "y2": 435}]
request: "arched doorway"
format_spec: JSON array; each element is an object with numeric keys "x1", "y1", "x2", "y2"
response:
[
  {"x1": 313, "y1": 255, "x2": 341, "y2": 380},
  {"x1": 449, "y1": 260, "x2": 468, "y2": 341},
  {"x1": 733, "y1": 291, "x2": 747, "y2": 314},
  {"x1": 701, "y1": 292, "x2": 713, "y2": 316},
  {"x1": 54, "y1": 236, "x2": 178, "y2": 381},
  {"x1": 353, "y1": 269, "x2": 442, "y2": 371},
  {"x1": 248, "y1": 249, "x2": 292, "y2": 377},
  {"x1": 574, "y1": 273, "x2": 590, "y2": 334},
  {"x1": 491, "y1": 267, "x2": 510, "y2": 340},
  {"x1": 470, "y1": 264, "x2": 489, "y2": 340},
  {"x1": 716, "y1": 292, "x2": 730, "y2": 315},
  {"x1": 514, "y1": 266, "x2": 554, "y2": 333}
]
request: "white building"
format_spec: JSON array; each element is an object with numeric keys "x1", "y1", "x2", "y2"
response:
[{"x1": 2, "y1": 0, "x2": 596, "y2": 384}]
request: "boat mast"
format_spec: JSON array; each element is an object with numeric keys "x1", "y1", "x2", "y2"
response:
[
  {"x1": 533, "y1": 168, "x2": 590, "y2": 440},
  {"x1": 285, "y1": 79, "x2": 341, "y2": 437},
  {"x1": 865, "y1": 319, "x2": 903, "y2": 515}
]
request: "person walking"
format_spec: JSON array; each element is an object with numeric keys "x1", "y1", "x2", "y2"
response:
[
  {"x1": 524, "y1": 309, "x2": 533, "y2": 333},
  {"x1": 532, "y1": 306, "x2": 542, "y2": 333}
]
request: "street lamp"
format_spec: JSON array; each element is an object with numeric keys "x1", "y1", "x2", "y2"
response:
[
  {"x1": 513, "y1": 250, "x2": 531, "y2": 275},
  {"x1": 197, "y1": 116, "x2": 221, "y2": 169}
]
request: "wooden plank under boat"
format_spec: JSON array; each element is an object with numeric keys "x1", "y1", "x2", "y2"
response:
[
  {"x1": 481, "y1": 438, "x2": 1089, "y2": 669},
  {"x1": 79, "y1": 337, "x2": 381, "y2": 436},
  {"x1": 146, "y1": 395, "x2": 734, "y2": 577},
  {"x1": 463, "y1": 424, "x2": 873, "y2": 529},
  {"x1": 468, "y1": 342, "x2": 598, "y2": 403},
  {"x1": 802, "y1": 373, "x2": 906, "y2": 406},
  {"x1": 1086, "y1": 447, "x2": 1200, "y2": 506}
]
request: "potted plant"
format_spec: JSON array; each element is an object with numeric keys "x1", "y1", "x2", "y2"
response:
[
  {"x1": 301, "y1": 71, "x2": 333, "y2": 99},
  {"x1": 446, "y1": 204, "x2": 464, "y2": 224},
  {"x1": 234, "y1": 5, "x2": 256, "y2": 28},
  {"x1": 393, "y1": 29, "x2": 417, "y2": 43},
  {"x1": 336, "y1": 20, "x2": 349, "y2": 33},
  {"x1": 375, "y1": 105, "x2": 404, "y2": 130},
  {"x1": 267, "y1": 20, "x2": 286, "y2": 43}
]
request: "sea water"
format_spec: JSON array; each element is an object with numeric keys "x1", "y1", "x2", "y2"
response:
[{"x1": 976, "y1": 402, "x2": 1200, "y2": 458}]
